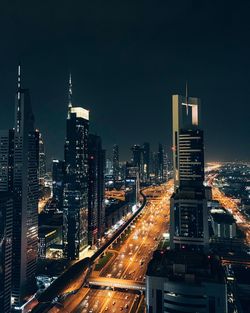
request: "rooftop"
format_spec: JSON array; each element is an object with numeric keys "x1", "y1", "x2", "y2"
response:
[
  {"x1": 211, "y1": 212, "x2": 235, "y2": 224},
  {"x1": 146, "y1": 250, "x2": 225, "y2": 284}
]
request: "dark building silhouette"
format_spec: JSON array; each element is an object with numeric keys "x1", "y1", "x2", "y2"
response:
[
  {"x1": 0, "y1": 193, "x2": 13, "y2": 313},
  {"x1": 12, "y1": 64, "x2": 39, "y2": 308},
  {"x1": 0, "y1": 129, "x2": 14, "y2": 192},
  {"x1": 88, "y1": 134, "x2": 105, "y2": 246},
  {"x1": 52, "y1": 159, "x2": 65, "y2": 210}
]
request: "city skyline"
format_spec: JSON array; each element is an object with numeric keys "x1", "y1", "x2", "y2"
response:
[
  {"x1": 0, "y1": 1, "x2": 250, "y2": 162},
  {"x1": 0, "y1": 2, "x2": 250, "y2": 312}
]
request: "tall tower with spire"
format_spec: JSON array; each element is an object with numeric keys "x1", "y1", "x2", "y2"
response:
[
  {"x1": 172, "y1": 87, "x2": 201, "y2": 189},
  {"x1": 63, "y1": 73, "x2": 90, "y2": 259},
  {"x1": 12, "y1": 63, "x2": 39, "y2": 309},
  {"x1": 170, "y1": 88, "x2": 208, "y2": 252}
]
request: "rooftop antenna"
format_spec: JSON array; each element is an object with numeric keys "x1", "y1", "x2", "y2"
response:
[{"x1": 68, "y1": 72, "x2": 72, "y2": 118}]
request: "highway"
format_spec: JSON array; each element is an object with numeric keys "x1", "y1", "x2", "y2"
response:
[
  {"x1": 52, "y1": 181, "x2": 173, "y2": 313},
  {"x1": 98, "y1": 183, "x2": 171, "y2": 283}
]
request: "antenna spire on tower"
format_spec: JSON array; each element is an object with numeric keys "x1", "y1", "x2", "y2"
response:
[
  {"x1": 68, "y1": 72, "x2": 72, "y2": 108},
  {"x1": 18, "y1": 62, "x2": 21, "y2": 90},
  {"x1": 68, "y1": 72, "x2": 73, "y2": 118}
]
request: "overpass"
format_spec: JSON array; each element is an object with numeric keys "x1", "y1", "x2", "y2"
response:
[
  {"x1": 88, "y1": 277, "x2": 145, "y2": 291},
  {"x1": 105, "y1": 190, "x2": 125, "y2": 201}
]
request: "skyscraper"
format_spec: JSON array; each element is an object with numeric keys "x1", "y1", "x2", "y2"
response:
[
  {"x1": 146, "y1": 90, "x2": 226, "y2": 313},
  {"x1": 52, "y1": 159, "x2": 65, "y2": 210},
  {"x1": 157, "y1": 143, "x2": 164, "y2": 182},
  {"x1": 170, "y1": 91, "x2": 208, "y2": 251},
  {"x1": 112, "y1": 144, "x2": 119, "y2": 181},
  {"x1": 0, "y1": 130, "x2": 14, "y2": 313},
  {"x1": 12, "y1": 64, "x2": 39, "y2": 308},
  {"x1": 63, "y1": 74, "x2": 89, "y2": 259},
  {"x1": 172, "y1": 92, "x2": 201, "y2": 189},
  {"x1": 38, "y1": 131, "x2": 46, "y2": 182},
  {"x1": 142, "y1": 142, "x2": 150, "y2": 182},
  {"x1": 88, "y1": 134, "x2": 105, "y2": 246},
  {"x1": 0, "y1": 129, "x2": 14, "y2": 192}
]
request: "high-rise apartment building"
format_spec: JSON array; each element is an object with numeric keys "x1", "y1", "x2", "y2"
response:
[
  {"x1": 12, "y1": 64, "x2": 39, "y2": 308},
  {"x1": 38, "y1": 131, "x2": 46, "y2": 182},
  {"x1": 142, "y1": 142, "x2": 150, "y2": 182},
  {"x1": 63, "y1": 75, "x2": 89, "y2": 259}
]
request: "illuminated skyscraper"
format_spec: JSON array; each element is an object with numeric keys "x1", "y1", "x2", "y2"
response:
[
  {"x1": 131, "y1": 144, "x2": 143, "y2": 179},
  {"x1": 170, "y1": 90, "x2": 208, "y2": 251},
  {"x1": 172, "y1": 91, "x2": 201, "y2": 189},
  {"x1": 63, "y1": 74, "x2": 89, "y2": 259},
  {"x1": 12, "y1": 64, "x2": 39, "y2": 308},
  {"x1": 146, "y1": 90, "x2": 226, "y2": 313},
  {"x1": 142, "y1": 142, "x2": 150, "y2": 182},
  {"x1": 38, "y1": 131, "x2": 46, "y2": 181}
]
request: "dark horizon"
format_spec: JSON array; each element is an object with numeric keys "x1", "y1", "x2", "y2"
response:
[{"x1": 0, "y1": 1, "x2": 249, "y2": 162}]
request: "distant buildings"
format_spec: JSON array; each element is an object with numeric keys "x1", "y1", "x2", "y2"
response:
[
  {"x1": 142, "y1": 142, "x2": 150, "y2": 182},
  {"x1": 112, "y1": 144, "x2": 119, "y2": 181}
]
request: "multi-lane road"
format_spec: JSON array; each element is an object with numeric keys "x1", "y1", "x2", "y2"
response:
[{"x1": 52, "y1": 181, "x2": 173, "y2": 313}]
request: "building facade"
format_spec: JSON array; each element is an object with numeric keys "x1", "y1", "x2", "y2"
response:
[
  {"x1": 63, "y1": 76, "x2": 89, "y2": 260},
  {"x1": 0, "y1": 194, "x2": 13, "y2": 313},
  {"x1": 88, "y1": 134, "x2": 105, "y2": 246},
  {"x1": 12, "y1": 64, "x2": 39, "y2": 308}
]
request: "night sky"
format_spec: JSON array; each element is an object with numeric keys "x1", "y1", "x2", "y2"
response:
[{"x1": 0, "y1": 0, "x2": 249, "y2": 163}]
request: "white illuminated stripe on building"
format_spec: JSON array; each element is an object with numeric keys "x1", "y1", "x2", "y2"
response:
[
  {"x1": 70, "y1": 107, "x2": 89, "y2": 120},
  {"x1": 181, "y1": 103, "x2": 199, "y2": 126}
]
